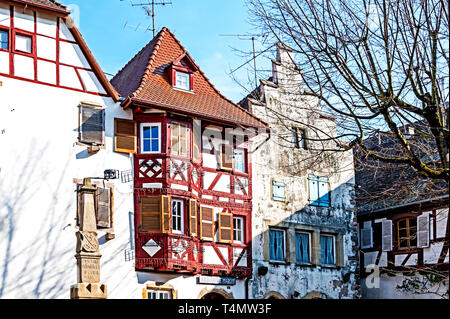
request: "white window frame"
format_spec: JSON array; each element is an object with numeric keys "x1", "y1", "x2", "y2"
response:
[
  {"x1": 269, "y1": 228, "x2": 286, "y2": 263},
  {"x1": 146, "y1": 289, "x2": 172, "y2": 299},
  {"x1": 171, "y1": 199, "x2": 184, "y2": 234},
  {"x1": 15, "y1": 33, "x2": 32, "y2": 54},
  {"x1": 233, "y1": 216, "x2": 244, "y2": 244},
  {"x1": 233, "y1": 148, "x2": 246, "y2": 173},
  {"x1": 175, "y1": 70, "x2": 190, "y2": 90},
  {"x1": 140, "y1": 122, "x2": 161, "y2": 154},
  {"x1": 320, "y1": 234, "x2": 336, "y2": 266}
]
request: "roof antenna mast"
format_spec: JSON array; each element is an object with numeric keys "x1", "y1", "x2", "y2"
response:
[
  {"x1": 219, "y1": 33, "x2": 267, "y2": 89},
  {"x1": 122, "y1": 0, "x2": 172, "y2": 36}
]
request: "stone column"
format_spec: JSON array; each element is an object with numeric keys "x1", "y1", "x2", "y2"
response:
[{"x1": 70, "y1": 178, "x2": 107, "y2": 299}]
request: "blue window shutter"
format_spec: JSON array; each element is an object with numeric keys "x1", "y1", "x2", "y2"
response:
[{"x1": 308, "y1": 175, "x2": 319, "y2": 202}]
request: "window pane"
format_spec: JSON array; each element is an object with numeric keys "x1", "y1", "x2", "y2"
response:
[
  {"x1": 143, "y1": 127, "x2": 150, "y2": 139},
  {"x1": 269, "y1": 230, "x2": 284, "y2": 261},
  {"x1": 151, "y1": 125, "x2": 159, "y2": 139},
  {"x1": 143, "y1": 139, "x2": 151, "y2": 152},
  {"x1": 15, "y1": 34, "x2": 32, "y2": 53},
  {"x1": 176, "y1": 71, "x2": 190, "y2": 90},
  {"x1": 234, "y1": 149, "x2": 245, "y2": 172},
  {"x1": 296, "y1": 233, "x2": 310, "y2": 263},
  {"x1": 320, "y1": 235, "x2": 334, "y2": 265},
  {"x1": 151, "y1": 138, "x2": 159, "y2": 152},
  {"x1": 0, "y1": 30, "x2": 8, "y2": 50}
]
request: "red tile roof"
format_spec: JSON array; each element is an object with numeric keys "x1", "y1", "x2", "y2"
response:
[
  {"x1": 111, "y1": 27, "x2": 268, "y2": 129},
  {"x1": 12, "y1": 0, "x2": 69, "y2": 13}
]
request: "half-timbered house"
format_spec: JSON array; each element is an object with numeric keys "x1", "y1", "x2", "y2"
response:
[
  {"x1": 110, "y1": 27, "x2": 268, "y2": 299},
  {"x1": 355, "y1": 130, "x2": 449, "y2": 299}
]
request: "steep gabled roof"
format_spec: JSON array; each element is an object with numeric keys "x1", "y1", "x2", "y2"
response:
[{"x1": 111, "y1": 27, "x2": 268, "y2": 129}]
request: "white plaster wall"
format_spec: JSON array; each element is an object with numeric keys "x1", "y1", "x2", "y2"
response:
[
  {"x1": 361, "y1": 273, "x2": 449, "y2": 299},
  {"x1": 136, "y1": 272, "x2": 247, "y2": 299},
  {"x1": 0, "y1": 75, "x2": 141, "y2": 299}
]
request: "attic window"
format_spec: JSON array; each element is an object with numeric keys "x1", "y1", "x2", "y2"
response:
[{"x1": 175, "y1": 71, "x2": 190, "y2": 90}]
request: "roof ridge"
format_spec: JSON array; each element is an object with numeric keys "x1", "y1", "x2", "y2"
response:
[
  {"x1": 130, "y1": 27, "x2": 167, "y2": 98},
  {"x1": 161, "y1": 28, "x2": 268, "y2": 128}
]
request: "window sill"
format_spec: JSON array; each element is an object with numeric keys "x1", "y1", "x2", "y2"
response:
[
  {"x1": 295, "y1": 262, "x2": 314, "y2": 267},
  {"x1": 320, "y1": 264, "x2": 337, "y2": 269},
  {"x1": 173, "y1": 87, "x2": 195, "y2": 94},
  {"x1": 269, "y1": 260, "x2": 288, "y2": 266}
]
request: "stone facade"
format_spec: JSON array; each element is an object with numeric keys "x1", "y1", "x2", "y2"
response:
[{"x1": 241, "y1": 43, "x2": 360, "y2": 299}]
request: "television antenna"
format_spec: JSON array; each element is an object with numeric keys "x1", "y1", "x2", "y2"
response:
[
  {"x1": 219, "y1": 33, "x2": 269, "y2": 88},
  {"x1": 121, "y1": 0, "x2": 172, "y2": 37}
]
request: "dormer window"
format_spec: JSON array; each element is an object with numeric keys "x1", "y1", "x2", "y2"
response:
[
  {"x1": 169, "y1": 52, "x2": 197, "y2": 92},
  {"x1": 175, "y1": 71, "x2": 190, "y2": 90}
]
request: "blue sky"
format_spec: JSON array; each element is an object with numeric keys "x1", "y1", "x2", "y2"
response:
[{"x1": 65, "y1": 0, "x2": 271, "y2": 102}]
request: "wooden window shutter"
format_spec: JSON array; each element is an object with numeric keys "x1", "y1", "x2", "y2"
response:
[
  {"x1": 96, "y1": 187, "x2": 111, "y2": 228},
  {"x1": 140, "y1": 196, "x2": 162, "y2": 233},
  {"x1": 171, "y1": 122, "x2": 180, "y2": 155},
  {"x1": 218, "y1": 212, "x2": 233, "y2": 243},
  {"x1": 381, "y1": 220, "x2": 393, "y2": 251},
  {"x1": 161, "y1": 195, "x2": 171, "y2": 233},
  {"x1": 114, "y1": 118, "x2": 136, "y2": 153},
  {"x1": 417, "y1": 214, "x2": 430, "y2": 248},
  {"x1": 221, "y1": 143, "x2": 233, "y2": 170},
  {"x1": 80, "y1": 105, "x2": 104, "y2": 145},
  {"x1": 179, "y1": 125, "x2": 188, "y2": 157},
  {"x1": 189, "y1": 199, "x2": 198, "y2": 236},
  {"x1": 200, "y1": 206, "x2": 214, "y2": 241},
  {"x1": 192, "y1": 126, "x2": 201, "y2": 162},
  {"x1": 360, "y1": 227, "x2": 373, "y2": 249}
]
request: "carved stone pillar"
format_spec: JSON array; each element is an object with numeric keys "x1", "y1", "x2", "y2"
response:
[{"x1": 70, "y1": 178, "x2": 107, "y2": 299}]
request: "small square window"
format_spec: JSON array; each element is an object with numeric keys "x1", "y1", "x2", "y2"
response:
[
  {"x1": 308, "y1": 174, "x2": 330, "y2": 207},
  {"x1": 140, "y1": 123, "x2": 161, "y2": 153},
  {"x1": 320, "y1": 234, "x2": 335, "y2": 265},
  {"x1": 233, "y1": 216, "x2": 244, "y2": 244},
  {"x1": 146, "y1": 289, "x2": 172, "y2": 299},
  {"x1": 295, "y1": 232, "x2": 311, "y2": 264},
  {"x1": 175, "y1": 71, "x2": 190, "y2": 90},
  {"x1": 292, "y1": 127, "x2": 306, "y2": 149},
  {"x1": 15, "y1": 33, "x2": 32, "y2": 54},
  {"x1": 233, "y1": 148, "x2": 245, "y2": 173},
  {"x1": 171, "y1": 199, "x2": 184, "y2": 234},
  {"x1": 269, "y1": 229, "x2": 285, "y2": 262},
  {"x1": 79, "y1": 104, "x2": 105, "y2": 145},
  {"x1": 272, "y1": 180, "x2": 285, "y2": 202},
  {"x1": 0, "y1": 30, "x2": 9, "y2": 50}
]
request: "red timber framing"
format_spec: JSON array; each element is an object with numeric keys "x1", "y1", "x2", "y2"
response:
[
  {"x1": 358, "y1": 200, "x2": 449, "y2": 276},
  {"x1": 132, "y1": 109, "x2": 253, "y2": 277},
  {"x1": 0, "y1": 2, "x2": 118, "y2": 100}
]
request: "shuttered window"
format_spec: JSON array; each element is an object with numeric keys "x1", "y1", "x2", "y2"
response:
[
  {"x1": 79, "y1": 104, "x2": 104, "y2": 145},
  {"x1": 221, "y1": 143, "x2": 233, "y2": 170},
  {"x1": 360, "y1": 226, "x2": 373, "y2": 249},
  {"x1": 233, "y1": 217, "x2": 244, "y2": 244},
  {"x1": 171, "y1": 199, "x2": 184, "y2": 234},
  {"x1": 417, "y1": 214, "x2": 430, "y2": 248},
  {"x1": 218, "y1": 212, "x2": 233, "y2": 243},
  {"x1": 381, "y1": 219, "x2": 393, "y2": 251},
  {"x1": 170, "y1": 122, "x2": 188, "y2": 157},
  {"x1": 114, "y1": 118, "x2": 136, "y2": 153},
  {"x1": 292, "y1": 127, "x2": 306, "y2": 149},
  {"x1": 140, "y1": 196, "x2": 162, "y2": 233},
  {"x1": 77, "y1": 183, "x2": 112, "y2": 230},
  {"x1": 397, "y1": 218, "x2": 417, "y2": 249},
  {"x1": 272, "y1": 180, "x2": 286, "y2": 202},
  {"x1": 308, "y1": 174, "x2": 330, "y2": 207},
  {"x1": 200, "y1": 206, "x2": 214, "y2": 241},
  {"x1": 189, "y1": 199, "x2": 198, "y2": 236}
]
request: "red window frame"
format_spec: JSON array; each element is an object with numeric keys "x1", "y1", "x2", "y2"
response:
[{"x1": 13, "y1": 30, "x2": 34, "y2": 56}]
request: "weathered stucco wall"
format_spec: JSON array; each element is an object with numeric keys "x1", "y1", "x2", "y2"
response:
[{"x1": 248, "y1": 43, "x2": 360, "y2": 299}]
